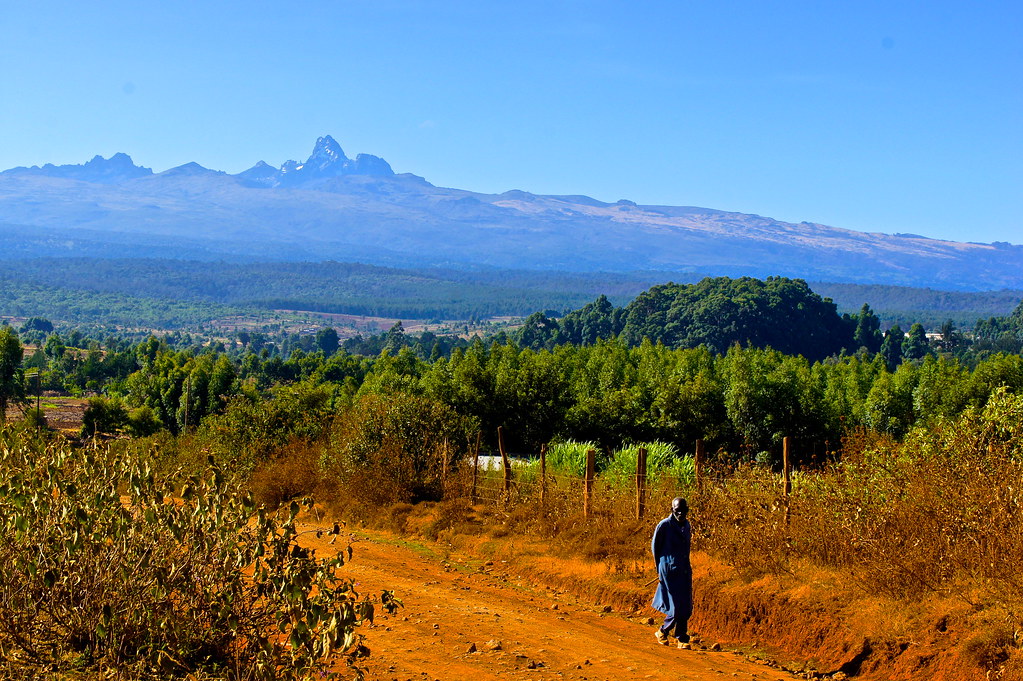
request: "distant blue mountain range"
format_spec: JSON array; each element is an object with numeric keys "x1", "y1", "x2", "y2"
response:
[
  {"x1": 2, "y1": 136, "x2": 1021, "y2": 291},
  {"x1": 2, "y1": 135, "x2": 394, "y2": 187}
]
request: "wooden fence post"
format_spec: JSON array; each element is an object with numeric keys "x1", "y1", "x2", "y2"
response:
[
  {"x1": 782, "y1": 436, "x2": 792, "y2": 524},
  {"x1": 782, "y1": 436, "x2": 792, "y2": 497},
  {"x1": 584, "y1": 448, "x2": 596, "y2": 519},
  {"x1": 540, "y1": 443, "x2": 547, "y2": 506},
  {"x1": 441, "y1": 437, "x2": 449, "y2": 496},
  {"x1": 498, "y1": 426, "x2": 511, "y2": 502},
  {"x1": 694, "y1": 439, "x2": 704, "y2": 489},
  {"x1": 471, "y1": 431, "x2": 481, "y2": 504},
  {"x1": 636, "y1": 446, "x2": 647, "y2": 520}
]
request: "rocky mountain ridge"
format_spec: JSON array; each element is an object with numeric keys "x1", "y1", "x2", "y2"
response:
[
  {"x1": 1, "y1": 136, "x2": 1020, "y2": 291},
  {"x1": 1, "y1": 135, "x2": 393, "y2": 188}
]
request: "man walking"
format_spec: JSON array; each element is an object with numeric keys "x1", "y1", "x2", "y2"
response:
[{"x1": 651, "y1": 497, "x2": 693, "y2": 649}]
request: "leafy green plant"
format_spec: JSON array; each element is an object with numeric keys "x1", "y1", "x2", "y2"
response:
[
  {"x1": 599, "y1": 441, "x2": 694, "y2": 490},
  {"x1": 190, "y1": 381, "x2": 333, "y2": 475},
  {"x1": 0, "y1": 428, "x2": 367, "y2": 680},
  {"x1": 543, "y1": 440, "x2": 601, "y2": 477}
]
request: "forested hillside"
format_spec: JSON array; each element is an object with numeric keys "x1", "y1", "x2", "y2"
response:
[
  {"x1": 0, "y1": 258, "x2": 662, "y2": 325},
  {"x1": 2, "y1": 258, "x2": 1020, "y2": 333},
  {"x1": 809, "y1": 281, "x2": 1023, "y2": 329}
]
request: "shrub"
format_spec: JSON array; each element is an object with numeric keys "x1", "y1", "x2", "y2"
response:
[
  {"x1": 125, "y1": 404, "x2": 162, "y2": 438},
  {"x1": 191, "y1": 381, "x2": 333, "y2": 475},
  {"x1": 80, "y1": 395, "x2": 128, "y2": 438},
  {"x1": 249, "y1": 439, "x2": 321, "y2": 510},
  {"x1": 690, "y1": 463, "x2": 792, "y2": 579},
  {"x1": 322, "y1": 393, "x2": 475, "y2": 506},
  {"x1": 691, "y1": 390, "x2": 1023, "y2": 598},
  {"x1": 0, "y1": 428, "x2": 367, "y2": 680},
  {"x1": 22, "y1": 407, "x2": 47, "y2": 431}
]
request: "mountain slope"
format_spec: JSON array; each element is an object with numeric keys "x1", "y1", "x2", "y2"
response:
[{"x1": 1, "y1": 136, "x2": 1020, "y2": 290}]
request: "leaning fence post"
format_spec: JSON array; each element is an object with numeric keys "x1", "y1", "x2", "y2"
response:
[
  {"x1": 471, "y1": 431, "x2": 481, "y2": 504},
  {"x1": 584, "y1": 448, "x2": 596, "y2": 519},
  {"x1": 694, "y1": 439, "x2": 704, "y2": 489},
  {"x1": 540, "y1": 443, "x2": 547, "y2": 506},
  {"x1": 636, "y1": 446, "x2": 648, "y2": 520},
  {"x1": 498, "y1": 426, "x2": 512, "y2": 502}
]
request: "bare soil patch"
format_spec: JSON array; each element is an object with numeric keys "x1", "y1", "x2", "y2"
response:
[{"x1": 5, "y1": 395, "x2": 87, "y2": 434}]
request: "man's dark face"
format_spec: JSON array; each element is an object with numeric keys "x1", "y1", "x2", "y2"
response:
[{"x1": 671, "y1": 498, "x2": 688, "y2": 522}]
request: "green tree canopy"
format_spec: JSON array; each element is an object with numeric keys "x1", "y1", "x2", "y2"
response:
[
  {"x1": 314, "y1": 327, "x2": 340, "y2": 356},
  {"x1": 619, "y1": 276, "x2": 853, "y2": 361},
  {"x1": 879, "y1": 325, "x2": 904, "y2": 371},
  {"x1": 852, "y1": 303, "x2": 883, "y2": 353},
  {"x1": 19, "y1": 317, "x2": 53, "y2": 334},
  {"x1": 902, "y1": 323, "x2": 930, "y2": 361},
  {"x1": 0, "y1": 327, "x2": 26, "y2": 423}
]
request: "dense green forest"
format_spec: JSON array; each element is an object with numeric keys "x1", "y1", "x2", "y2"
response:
[
  {"x1": 520, "y1": 277, "x2": 852, "y2": 360},
  {"x1": 0, "y1": 258, "x2": 656, "y2": 324},
  {"x1": 809, "y1": 281, "x2": 1023, "y2": 329},
  {"x1": 0, "y1": 278, "x2": 250, "y2": 331},
  {"x1": 2, "y1": 257, "x2": 1020, "y2": 332},
  {"x1": 5, "y1": 275, "x2": 1023, "y2": 466}
]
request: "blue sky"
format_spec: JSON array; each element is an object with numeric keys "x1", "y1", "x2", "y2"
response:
[{"x1": 1, "y1": 1, "x2": 1020, "y2": 244}]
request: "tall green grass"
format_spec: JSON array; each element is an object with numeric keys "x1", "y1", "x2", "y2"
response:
[
  {"x1": 600, "y1": 441, "x2": 695, "y2": 490},
  {"x1": 542, "y1": 439, "x2": 601, "y2": 477}
]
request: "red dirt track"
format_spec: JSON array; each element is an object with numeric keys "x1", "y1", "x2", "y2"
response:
[{"x1": 302, "y1": 525, "x2": 799, "y2": 681}]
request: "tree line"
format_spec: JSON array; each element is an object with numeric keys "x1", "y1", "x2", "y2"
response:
[{"x1": 3, "y1": 274, "x2": 1023, "y2": 470}]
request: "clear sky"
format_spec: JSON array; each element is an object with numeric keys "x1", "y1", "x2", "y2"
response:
[{"x1": 1, "y1": 1, "x2": 1020, "y2": 244}]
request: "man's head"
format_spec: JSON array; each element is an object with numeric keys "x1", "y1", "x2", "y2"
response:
[{"x1": 671, "y1": 497, "x2": 688, "y2": 522}]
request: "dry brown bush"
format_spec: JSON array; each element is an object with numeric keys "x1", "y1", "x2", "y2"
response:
[
  {"x1": 419, "y1": 499, "x2": 481, "y2": 541},
  {"x1": 249, "y1": 438, "x2": 321, "y2": 509},
  {"x1": 321, "y1": 393, "x2": 474, "y2": 506}
]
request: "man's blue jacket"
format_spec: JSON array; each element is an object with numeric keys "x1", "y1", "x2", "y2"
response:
[{"x1": 650, "y1": 515, "x2": 693, "y2": 619}]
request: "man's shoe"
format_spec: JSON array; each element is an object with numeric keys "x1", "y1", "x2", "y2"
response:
[
  {"x1": 654, "y1": 630, "x2": 669, "y2": 646},
  {"x1": 677, "y1": 641, "x2": 691, "y2": 650}
]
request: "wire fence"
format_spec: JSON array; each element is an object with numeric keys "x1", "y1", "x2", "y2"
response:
[{"x1": 435, "y1": 433, "x2": 795, "y2": 522}]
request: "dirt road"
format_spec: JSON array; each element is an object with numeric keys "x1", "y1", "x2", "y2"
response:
[{"x1": 304, "y1": 525, "x2": 799, "y2": 681}]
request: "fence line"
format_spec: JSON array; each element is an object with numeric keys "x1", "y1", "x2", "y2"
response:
[{"x1": 445, "y1": 435, "x2": 798, "y2": 522}]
